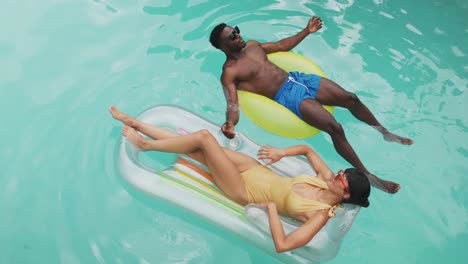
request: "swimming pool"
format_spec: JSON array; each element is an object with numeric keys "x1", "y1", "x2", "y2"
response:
[{"x1": 0, "y1": 0, "x2": 466, "y2": 263}]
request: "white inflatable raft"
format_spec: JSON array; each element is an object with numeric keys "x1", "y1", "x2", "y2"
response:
[{"x1": 117, "y1": 105, "x2": 361, "y2": 263}]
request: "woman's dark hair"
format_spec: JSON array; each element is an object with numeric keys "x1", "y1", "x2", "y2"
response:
[
  {"x1": 343, "y1": 168, "x2": 371, "y2": 207},
  {"x1": 210, "y1": 23, "x2": 227, "y2": 49}
]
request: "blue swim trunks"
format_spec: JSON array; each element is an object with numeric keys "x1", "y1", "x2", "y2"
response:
[{"x1": 273, "y1": 72, "x2": 322, "y2": 119}]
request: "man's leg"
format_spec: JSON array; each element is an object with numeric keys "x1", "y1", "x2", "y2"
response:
[
  {"x1": 299, "y1": 99, "x2": 400, "y2": 193},
  {"x1": 315, "y1": 78, "x2": 413, "y2": 145}
]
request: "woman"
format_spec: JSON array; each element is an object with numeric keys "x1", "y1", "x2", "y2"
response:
[{"x1": 109, "y1": 105, "x2": 370, "y2": 253}]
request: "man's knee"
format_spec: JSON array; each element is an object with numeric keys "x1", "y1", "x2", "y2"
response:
[
  {"x1": 344, "y1": 92, "x2": 360, "y2": 107},
  {"x1": 326, "y1": 122, "x2": 345, "y2": 136}
]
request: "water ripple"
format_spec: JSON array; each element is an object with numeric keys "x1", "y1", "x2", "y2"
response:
[{"x1": 1, "y1": 1, "x2": 467, "y2": 263}]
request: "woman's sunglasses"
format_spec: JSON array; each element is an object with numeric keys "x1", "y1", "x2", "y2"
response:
[
  {"x1": 227, "y1": 26, "x2": 240, "y2": 40},
  {"x1": 337, "y1": 170, "x2": 349, "y2": 193}
]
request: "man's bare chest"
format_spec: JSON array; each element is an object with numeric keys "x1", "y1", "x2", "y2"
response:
[{"x1": 233, "y1": 55, "x2": 269, "y2": 80}]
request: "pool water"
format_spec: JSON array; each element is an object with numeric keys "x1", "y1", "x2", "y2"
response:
[{"x1": 1, "y1": 0, "x2": 466, "y2": 263}]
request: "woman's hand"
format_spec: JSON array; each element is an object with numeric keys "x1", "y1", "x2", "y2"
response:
[{"x1": 257, "y1": 145, "x2": 285, "y2": 165}]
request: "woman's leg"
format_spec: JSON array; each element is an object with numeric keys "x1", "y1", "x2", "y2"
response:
[
  {"x1": 110, "y1": 105, "x2": 210, "y2": 165},
  {"x1": 110, "y1": 105, "x2": 180, "y2": 139},
  {"x1": 110, "y1": 105, "x2": 259, "y2": 171},
  {"x1": 123, "y1": 126, "x2": 250, "y2": 203},
  {"x1": 110, "y1": 106, "x2": 258, "y2": 203}
]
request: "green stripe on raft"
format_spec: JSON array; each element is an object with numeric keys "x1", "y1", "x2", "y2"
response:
[
  {"x1": 158, "y1": 169, "x2": 244, "y2": 216},
  {"x1": 238, "y1": 52, "x2": 334, "y2": 138}
]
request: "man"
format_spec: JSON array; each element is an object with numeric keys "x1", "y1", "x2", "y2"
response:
[{"x1": 209, "y1": 16, "x2": 413, "y2": 194}]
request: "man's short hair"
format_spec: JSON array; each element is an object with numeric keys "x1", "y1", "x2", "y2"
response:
[{"x1": 210, "y1": 23, "x2": 227, "y2": 49}]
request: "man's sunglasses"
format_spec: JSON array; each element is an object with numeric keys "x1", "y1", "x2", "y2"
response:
[{"x1": 227, "y1": 26, "x2": 240, "y2": 40}]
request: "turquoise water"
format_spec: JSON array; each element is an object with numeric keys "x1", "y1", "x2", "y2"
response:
[{"x1": 1, "y1": 0, "x2": 466, "y2": 263}]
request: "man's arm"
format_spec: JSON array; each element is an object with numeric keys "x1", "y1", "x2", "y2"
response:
[
  {"x1": 261, "y1": 16, "x2": 323, "y2": 54},
  {"x1": 220, "y1": 69, "x2": 240, "y2": 139}
]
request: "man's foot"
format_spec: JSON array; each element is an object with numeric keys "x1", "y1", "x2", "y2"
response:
[
  {"x1": 123, "y1": 125, "x2": 148, "y2": 150},
  {"x1": 383, "y1": 132, "x2": 414, "y2": 145},
  {"x1": 109, "y1": 105, "x2": 138, "y2": 127},
  {"x1": 366, "y1": 173, "x2": 401, "y2": 194}
]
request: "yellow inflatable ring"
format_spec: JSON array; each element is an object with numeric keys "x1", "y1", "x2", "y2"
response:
[{"x1": 238, "y1": 52, "x2": 334, "y2": 138}]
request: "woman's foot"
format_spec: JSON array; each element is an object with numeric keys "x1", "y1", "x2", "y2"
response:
[
  {"x1": 366, "y1": 173, "x2": 401, "y2": 194},
  {"x1": 109, "y1": 105, "x2": 138, "y2": 128},
  {"x1": 123, "y1": 125, "x2": 148, "y2": 150}
]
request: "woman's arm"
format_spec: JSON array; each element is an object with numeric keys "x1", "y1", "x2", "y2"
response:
[
  {"x1": 265, "y1": 203, "x2": 328, "y2": 252},
  {"x1": 257, "y1": 145, "x2": 332, "y2": 178}
]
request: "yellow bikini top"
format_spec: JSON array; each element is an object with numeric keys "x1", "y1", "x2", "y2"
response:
[{"x1": 284, "y1": 175, "x2": 341, "y2": 218}]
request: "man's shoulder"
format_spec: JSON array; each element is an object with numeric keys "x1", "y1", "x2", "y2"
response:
[
  {"x1": 222, "y1": 60, "x2": 236, "y2": 71},
  {"x1": 246, "y1": 39, "x2": 261, "y2": 46},
  {"x1": 245, "y1": 40, "x2": 267, "y2": 53},
  {"x1": 221, "y1": 61, "x2": 237, "y2": 80}
]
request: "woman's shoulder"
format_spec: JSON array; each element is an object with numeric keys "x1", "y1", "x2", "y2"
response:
[
  {"x1": 316, "y1": 170, "x2": 335, "y2": 182},
  {"x1": 302, "y1": 209, "x2": 330, "y2": 225},
  {"x1": 293, "y1": 174, "x2": 328, "y2": 188}
]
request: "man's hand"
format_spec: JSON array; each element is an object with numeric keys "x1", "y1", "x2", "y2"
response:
[
  {"x1": 221, "y1": 121, "x2": 236, "y2": 139},
  {"x1": 307, "y1": 16, "x2": 323, "y2": 33}
]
